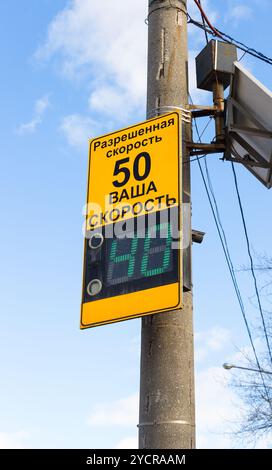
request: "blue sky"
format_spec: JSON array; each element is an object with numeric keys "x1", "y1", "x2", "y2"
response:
[{"x1": 0, "y1": 0, "x2": 272, "y2": 449}]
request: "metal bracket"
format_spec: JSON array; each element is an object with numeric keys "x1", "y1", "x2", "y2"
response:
[
  {"x1": 226, "y1": 155, "x2": 272, "y2": 169},
  {"x1": 228, "y1": 124, "x2": 272, "y2": 139},
  {"x1": 226, "y1": 131, "x2": 272, "y2": 169},
  {"x1": 146, "y1": 105, "x2": 191, "y2": 123},
  {"x1": 189, "y1": 105, "x2": 217, "y2": 119},
  {"x1": 187, "y1": 142, "x2": 226, "y2": 156},
  {"x1": 192, "y1": 230, "x2": 205, "y2": 244}
]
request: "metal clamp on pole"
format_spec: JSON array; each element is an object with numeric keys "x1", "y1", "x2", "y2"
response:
[
  {"x1": 148, "y1": 0, "x2": 187, "y2": 20},
  {"x1": 147, "y1": 105, "x2": 191, "y2": 123}
]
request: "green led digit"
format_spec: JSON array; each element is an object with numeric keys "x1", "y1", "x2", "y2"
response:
[
  {"x1": 107, "y1": 237, "x2": 138, "y2": 285},
  {"x1": 141, "y1": 223, "x2": 172, "y2": 277}
]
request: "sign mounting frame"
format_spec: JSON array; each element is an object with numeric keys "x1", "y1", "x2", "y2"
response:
[{"x1": 225, "y1": 61, "x2": 272, "y2": 189}]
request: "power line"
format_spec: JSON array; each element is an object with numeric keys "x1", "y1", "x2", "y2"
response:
[
  {"x1": 193, "y1": 0, "x2": 224, "y2": 39},
  {"x1": 188, "y1": 95, "x2": 266, "y2": 379},
  {"x1": 197, "y1": 0, "x2": 209, "y2": 45},
  {"x1": 238, "y1": 51, "x2": 247, "y2": 63},
  {"x1": 203, "y1": 157, "x2": 233, "y2": 267},
  {"x1": 231, "y1": 163, "x2": 272, "y2": 365},
  {"x1": 183, "y1": 117, "x2": 212, "y2": 164},
  {"x1": 197, "y1": 115, "x2": 213, "y2": 139},
  {"x1": 195, "y1": 157, "x2": 262, "y2": 374},
  {"x1": 187, "y1": 15, "x2": 272, "y2": 66},
  {"x1": 187, "y1": 0, "x2": 272, "y2": 395},
  {"x1": 183, "y1": 153, "x2": 207, "y2": 165},
  {"x1": 192, "y1": 130, "x2": 272, "y2": 408},
  {"x1": 189, "y1": 0, "x2": 272, "y2": 405},
  {"x1": 202, "y1": 178, "x2": 272, "y2": 408}
]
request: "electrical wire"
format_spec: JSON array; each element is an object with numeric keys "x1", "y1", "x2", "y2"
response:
[
  {"x1": 183, "y1": 153, "x2": 207, "y2": 165},
  {"x1": 147, "y1": 2, "x2": 272, "y2": 66},
  {"x1": 189, "y1": 0, "x2": 271, "y2": 400},
  {"x1": 231, "y1": 163, "x2": 272, "y2": 365},
  {"x1": 197, "y1": 0, "x2": 209, "y2": 45},
  {"x1": 203, "y1": 157, "x2": 233, "y2": 263},
  {"x1": 187, "y1": 0, "x2": 272, "y2": 396},
  {"x1": 198, "y1": 160, "x2": 272, "y2": 406},
  {"x1": 197, "y1": 167, "x2": 272, "y2": 409},
  {"x1": 238, "y1": 51, "x2": 247, "y2": 63},
  {"x1": 193, "y1": 0, "x2": 224, "y2": 39},
  {"x1": 195, "y1": 158, "x2": 262, "y2": 377},
  {"x1": 187, "y1": 15, "x2": 272, "y2": 66},
  {"x1": 188, "y1": 94, "x2": 269, "y2": 387},
  {"x1": 194, "y1": 4, "x2": 270, "y2": 370},
  {"x1": 147, "y1": 0, "x2": 271, "y2": 400},
  {"x1": 183, "y1": 117, "x2": 212, "y2": 164},
  {"x1": 198, "y1": 114, "x2": 213, "y2": 139}
]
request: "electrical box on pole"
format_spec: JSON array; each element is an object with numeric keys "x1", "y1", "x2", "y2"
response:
[
  {"x1": 195, "y1": 40, "x2": 237, "y2": 91},
  {"x1": 81, "y1": 112, "x2": 183, "y2": 329}
]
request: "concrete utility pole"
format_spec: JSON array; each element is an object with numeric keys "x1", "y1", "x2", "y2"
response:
[{"x1": 139, "y1": 0, "x2": 195, "y2": 449}]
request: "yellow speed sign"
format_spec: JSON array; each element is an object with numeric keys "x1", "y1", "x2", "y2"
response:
[
  {"x1": 87, "y1": 113, "x2": 180, "y2": 230},
  {"x1": 81, "y1": 113, "x2": 182, "y2": 328}
]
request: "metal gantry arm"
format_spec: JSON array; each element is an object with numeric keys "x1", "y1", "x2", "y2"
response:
[{"x1": 187, "y1": 90, "x2": 227, "y2": 157}]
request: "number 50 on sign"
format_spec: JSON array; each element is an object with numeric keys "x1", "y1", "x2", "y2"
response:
[{"x1": 81, "y1": 113, "x2": 183, "y2": 329}]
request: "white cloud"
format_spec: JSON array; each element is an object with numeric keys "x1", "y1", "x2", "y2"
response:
[
  {"x1": 35, "y1": 0, "x2": 235, "y2": 143},
  {"x1": 188, "y1": 0, "x2": 251, "y2": 31},
  {"x1": 36, "y1": 0, "x2": 218, "y2": 124},
  {"x1": 17, "y1": 118, "x2": 41, "y2": 135},
  {"x1": 196, "y1": 366, "x2": 240, "y2": 448},
  {"x1": 86, "y1": 375, "x2": 241, "y2": 449},
  {"x1": 89, "y1": 86, "x2": 132, "y2": 121},
  {"x1": 195, "y1": 326, "x2": 231, "y2": 363},
  {"x1": 115, "y1": 436, "x2": 138, "y2": 449},
  {"x1": 228, "y1": 5, "x2": 253, "y2": 22},
  {"x1": 60, "y1": 113, "x2": 100, "y2": 149},
  {"x1": 196, "y1": 364, "x2": 272, "y2": 449},
  {"x1": 36, "y1": 0, "x2": 147, "y2": 121},
  {"x1": 17, "y1": 95, "x2": 50, "y2": 135},
  {"x1": 0, "y1": 431, "x2": 30, "y2": 449},
  {"x1": 86, "y1": 357, "x2": 271, "y2": 448},
  {"x1": 195, "y1": 329, "x2": 272, "y2": 449},
  {"x1": 87, "y1": 393, "x2": 139, "y2": 428},
  {"x1": 35, "y1": 95, "x2": 50, "y2": 115},
  {"x1": 188, "y1": 0, "x2": 218, "y2": 44}
]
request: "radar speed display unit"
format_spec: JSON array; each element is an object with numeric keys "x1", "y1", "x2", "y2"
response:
[{"x1": 81, "y1": 113, "x2": 183, "y2": 328}]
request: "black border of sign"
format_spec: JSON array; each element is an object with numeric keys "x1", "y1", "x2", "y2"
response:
[{"x1": 80, "y1": 112, "x2": 181, "y2": 329}]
